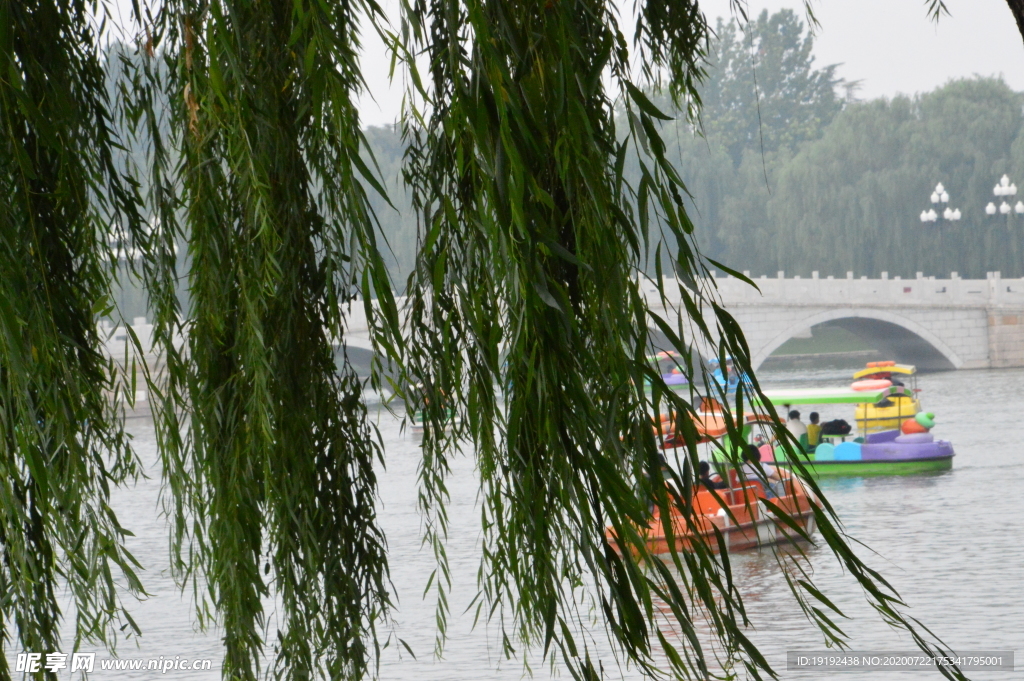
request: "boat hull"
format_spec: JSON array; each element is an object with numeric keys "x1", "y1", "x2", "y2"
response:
[
  {"x1": 645, "y1": 505, "x2": 817, "y2": 556},
  {"x1": 775, "y1": 430, "x2": 954, "y2": 477},
  {"x1": 777, "y1": 456, "x2": 952, "y2": 477},
  {"x1": 409, "y1": 410, "x2": 460, "y2": 436},
  {"x1": 770, "y1": 430, "x2": 958, "y2": 477},
  {"x1": 616, "y1": 482, "x2": 818, "y2": 557}
]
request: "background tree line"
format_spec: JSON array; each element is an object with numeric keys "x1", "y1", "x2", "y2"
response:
[{"x1": 358, "y1": 9, "x2": 1024, "y2": 286}]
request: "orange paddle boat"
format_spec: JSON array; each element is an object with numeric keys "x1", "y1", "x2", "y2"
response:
[
  {"x1": 633, "y1": 473, "x2": 818, "y2": 557},
  {"x1": 613, "y1": 409, "x2": 819, "y2": 557}
]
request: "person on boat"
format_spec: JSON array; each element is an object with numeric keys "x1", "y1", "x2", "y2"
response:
[
  {"x1": 740, "y1": 444, "x2": 792, "y2": 498},
  {"x1": 786, "y1": 410, "x2": 807, "y2": 439},
  {"x1": 643, "y1": 454, "x2": 687, "y2": 512},
  {"x1": 698, "y1": 461, "x2": 728, "y2": 490},
  {"x1": 806, "y1": 412, "x2": 821, "y2": 447},
  {"x1": 718, "y1": 365, "x2": 757, "y2": 406},
  {"x1": 780, "y1": 404, "x2": 792, "y2": 425}
]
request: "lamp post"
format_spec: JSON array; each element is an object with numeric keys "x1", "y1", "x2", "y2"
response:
[
  {"x1": 920, "y1": 182, "x2": 961, "y2": 224},
  {"x1": 984, "y1": 174, "x2": 1024, "y2": 218},
  {"x1": 984, "y1": 175, "x2": 1024, "y2": 275}
]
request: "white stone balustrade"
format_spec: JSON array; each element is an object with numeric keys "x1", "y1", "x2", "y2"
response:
[{"x1": 107, "y1": 272, "x2": 1024, "y2": 375}]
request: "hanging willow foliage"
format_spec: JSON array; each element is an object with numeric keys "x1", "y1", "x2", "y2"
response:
[
  {"x1": 130, "y1": 1, "x2": 403, "y2": 679},
  {"x1": 0, "y1": 0, "x2": 147, "y2": 673},
  {"x1": 398, "y1": 1, "x2": 968, "y2": 679}
]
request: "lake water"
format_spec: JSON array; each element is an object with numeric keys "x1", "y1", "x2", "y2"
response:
[{"x1": 21, "y1": 367, "x2": 1024, "y2": 679}]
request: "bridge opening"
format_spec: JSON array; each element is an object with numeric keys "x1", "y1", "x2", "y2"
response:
[{"x1": 762, "y1": 319, "x2": 957, "y2": 372}]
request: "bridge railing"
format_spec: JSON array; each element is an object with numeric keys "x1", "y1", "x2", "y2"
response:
[
  {"x1": 102, "y1": 275, "x2": 1024, "y2": 367},
  {"x1": 653, "y1": 272, "x2": 1024, "y2": 307}
]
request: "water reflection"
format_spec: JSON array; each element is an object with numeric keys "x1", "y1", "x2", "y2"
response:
[
  {"x1": 818, "y1": 477, "x2": 866, "y2": 494},
  {"x1": 644, "y1": 542, "x2": 828, "y2": 680}
]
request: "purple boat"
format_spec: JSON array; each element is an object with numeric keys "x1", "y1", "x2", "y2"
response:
[{"x1": 753, "y1": 385, "x2": 955, "y2": 476}]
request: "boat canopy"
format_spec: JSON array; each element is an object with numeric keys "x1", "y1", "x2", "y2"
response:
[
  {"x1": 664, "y1": 386, "x2": 914, "y2": 442},
  {"x1": 647, "y1": 350, "x2": 682, "y2": 363},
  {"x1": 752, "y1": 385, "x2": 915, "y2": 406},
  {"x1": 670, "y1": 407, "x2": 807, "y2": 442},
  {"x1": 852, "y1": 363, "x2": 916, "y2": 379}
]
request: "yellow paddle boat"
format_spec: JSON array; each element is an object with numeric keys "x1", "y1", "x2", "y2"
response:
[{"x1": 851, "y1": 362, "x2": 921, "y2": 432}]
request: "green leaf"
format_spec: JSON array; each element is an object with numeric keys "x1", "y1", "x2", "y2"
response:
[{"x1": 625, "y1": 81, "x2": 674, "y2": 121}]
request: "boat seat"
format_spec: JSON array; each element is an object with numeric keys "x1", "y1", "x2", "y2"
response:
[
  {"x1": 726, "y1": 469, "x2": 765, "y2": 503},
  {"x1": 727, "y1": 468, "x2": 741, "y2": 489},
  {"x1": 798, "y1": 433, "x2": 815, "y2": 453}
]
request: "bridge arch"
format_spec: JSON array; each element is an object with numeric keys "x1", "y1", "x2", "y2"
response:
[
  {"x1": 752, "y1": 308, "x2": 963, "y2": 372},
  {"x1": 340, "y1": 334, "x2": 375, "y2": 352}
]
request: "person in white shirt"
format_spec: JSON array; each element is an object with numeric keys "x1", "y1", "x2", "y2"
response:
[
  {"x1": 740, "y1": 444, "x2": 792, "y2": 498},
  {"x1": 786, "y1": 409, "x2": 807, "y2": 439}
]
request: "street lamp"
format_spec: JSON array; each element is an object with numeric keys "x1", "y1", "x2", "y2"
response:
[
  {"x1": 985, "y1": 174, "x2": 1024, "y2": 217},
  {"x1": 920, "y1": 182, "x2": 961, "y2": 223}
]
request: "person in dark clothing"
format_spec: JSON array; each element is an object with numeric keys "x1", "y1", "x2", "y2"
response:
[{"x1": 699, "y1": 461, "x2": 728, "y2": 490}]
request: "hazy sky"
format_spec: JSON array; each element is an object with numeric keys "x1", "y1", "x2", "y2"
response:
[{"x1": 110, "y1": 0, "x2": 1024, "y2": 127}]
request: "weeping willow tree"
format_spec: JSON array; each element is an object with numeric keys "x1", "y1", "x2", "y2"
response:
[
  {"x1": 396, "y1": 0, "x2": 966, "y2": 679},
  {"x1": 0, "y1": 1, "x2": 147, "y2": 675},
  {"x1": 0, "y1": 0, "x2": 982, "y2": 680},
  {"x1": 129, "y1": 1, "x2": 404, "y2": 679}
]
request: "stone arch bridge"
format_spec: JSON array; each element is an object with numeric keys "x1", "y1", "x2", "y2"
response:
[
  {"x1": 104, "y1": 273, "x2": 1024, "y2": 375},
  {"x1": 644, "y1": 272, "x2": 1024, "y2": 371}
]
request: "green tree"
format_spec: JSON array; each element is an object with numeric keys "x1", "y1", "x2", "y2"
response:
[
  {"x1": 0, "y1": 1, "x2": 146, "y2": 671},
  {"x1": 0, "y1": 3, "x2": 975, "y2": 681},
  {"x1": 644, "y1": 8, "x2": 844, "y2": 271},
  {"x1": 762, "y1": 77, "x2": 1024, "y2": 279},
  {"x1": 660, "y1": 73, "x2": 1024, "y2": 281},
  {"x1": 362, "y1": 125, "x2": 417, "y2": 286},
  {"x1": 699, "y1": 9, "x2": 844, "y2": 166}
]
